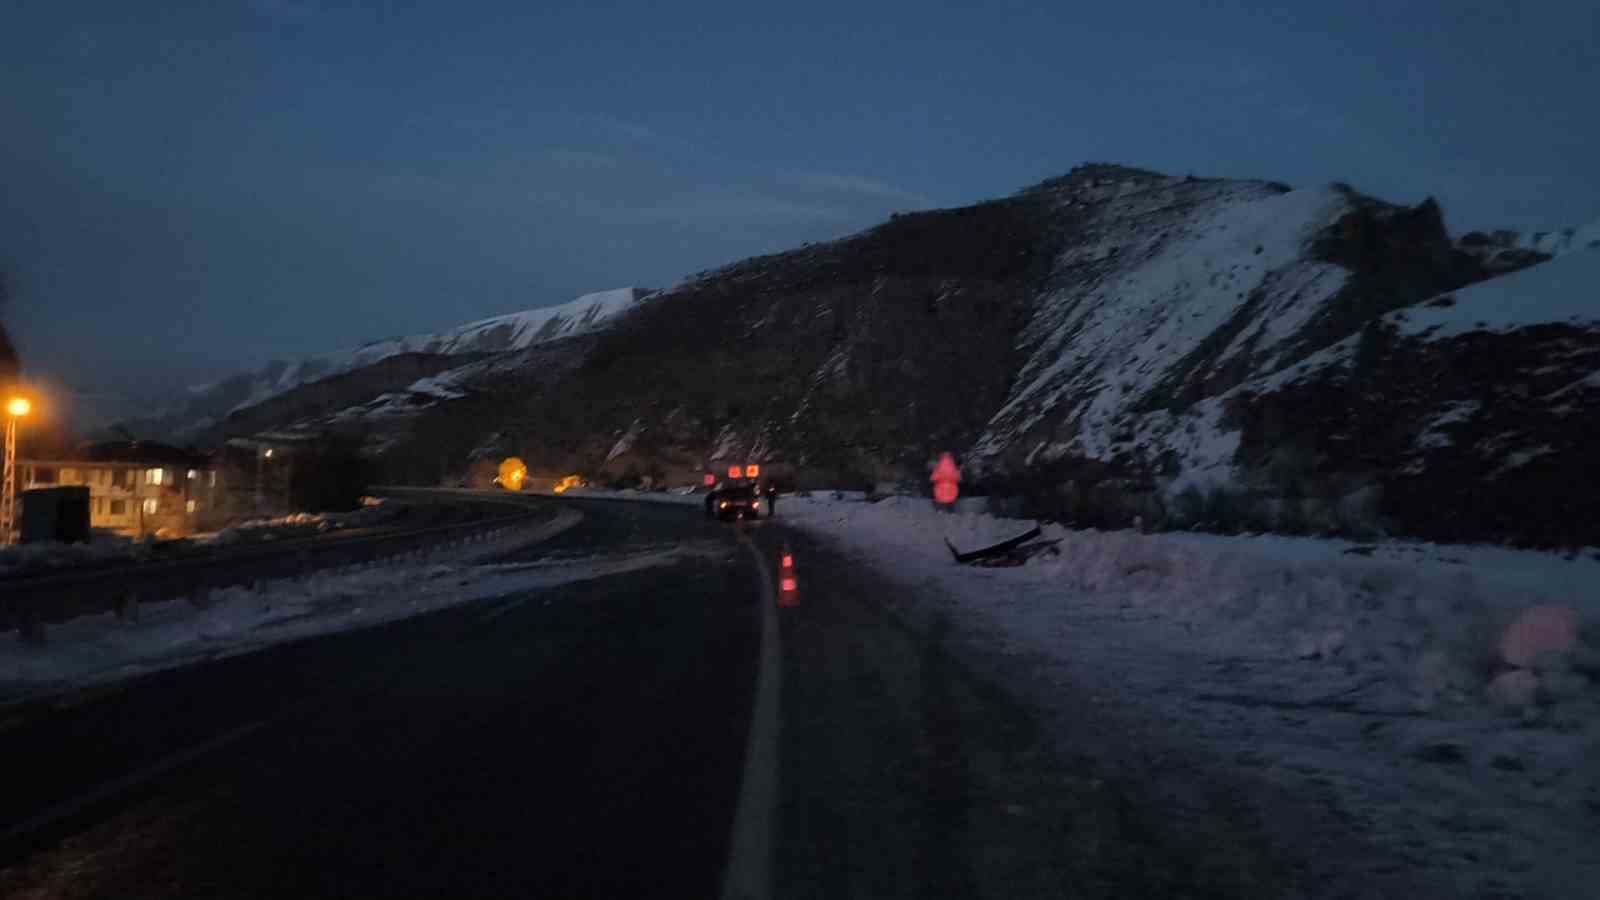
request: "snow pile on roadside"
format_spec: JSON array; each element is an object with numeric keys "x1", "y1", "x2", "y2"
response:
[
  {"x1": 203, "y1": 502, "x2": 401, "y2": 545},
  {"x1": 0, "y1": 521, "x2": 703, "y2": 706},
  {"x1": 530, "y1": 487, "x2": 705, "y2": 507},
  {"x1": 0, "y1": 534, "x2": 149, "y2": 577},
  {"x1": 792, "y1": 495, "x2": 1600, "y2": 716},
  {"x1": 785, "y1": 494, "x2": 1600, "y2": 894}
]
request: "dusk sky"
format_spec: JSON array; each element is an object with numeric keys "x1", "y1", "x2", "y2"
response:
[{"x1": 4, "y1": 0, "x2": 1596, "y2": 402}]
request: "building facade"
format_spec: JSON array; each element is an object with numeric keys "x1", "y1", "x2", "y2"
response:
[{"x1": 18, "y1": 443, "x2": 220, "y2": 538}]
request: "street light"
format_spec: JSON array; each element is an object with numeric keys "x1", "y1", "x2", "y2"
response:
[
  {"x1": 3, "y1": 395, "x2": 33, "y2": 546},
  {"x1": 256, "y1": 445, "x2": 273, "y2": 512}
]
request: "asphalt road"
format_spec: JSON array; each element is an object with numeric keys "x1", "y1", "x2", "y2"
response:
[
  {"x1": 0, "y1": 499, "x2": 759, "y2": 898},
  {"x1": 0, "y1": 496, "x2": 1425, "y2": 899}
]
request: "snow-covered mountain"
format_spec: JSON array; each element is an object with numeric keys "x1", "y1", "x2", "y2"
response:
[
  {"x1": 1454, "y1": 218, "x2": 1600, "y2": 273},
  {"x1": 142, "y1": 163, "x2": 1599, "y2": 545},
  {"x1": 211, "y1": 287, "x2": 645, "y2": 415},
  {"x1": 118, "y1": 288, "x2": 650, "y2": 441}
]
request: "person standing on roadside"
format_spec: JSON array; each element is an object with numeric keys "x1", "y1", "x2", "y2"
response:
[{"x1": 764, "y1": 480, "x2": 778, "y2": 517}]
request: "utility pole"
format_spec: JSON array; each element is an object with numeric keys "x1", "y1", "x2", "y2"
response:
[
  {"x1": 3, "y1": 395, "x2": 31, "y2": 545},
  {"x1": 256, "y1": 446, "x2": 273, "y2": 514}
]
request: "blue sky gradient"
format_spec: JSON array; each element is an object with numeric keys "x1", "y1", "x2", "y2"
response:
[{"x1": 4, "y1": 0, "x2": 1596, "y2": 396}]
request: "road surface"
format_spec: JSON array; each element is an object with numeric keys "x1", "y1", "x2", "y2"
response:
[{"x1": 0, "y1": 496, "x2": 1422, "y2": 899}]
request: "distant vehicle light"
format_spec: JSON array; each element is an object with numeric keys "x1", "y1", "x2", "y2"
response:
[
  {"x1": 728, "y1": 466, "x2": 743, "y2": 479},
  {"x1": 745, "y1": 464, "x2": 760, "y2": 478},
  {"x1": 719, "y1": 501, "x2": 729, "y2": 508},
  {"x1": 703, "y1": 473, "x2": 716, "y2": 486}
]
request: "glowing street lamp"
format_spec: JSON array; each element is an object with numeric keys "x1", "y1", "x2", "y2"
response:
[
  {"x1": 3, "y1": 394, "x2": 33, "y2": 546},
  {"x1": 256, "y1": 445, "x2": 273, "y2": 511}
]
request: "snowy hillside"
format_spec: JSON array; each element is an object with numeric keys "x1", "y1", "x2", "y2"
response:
[
  {"x1": 974, "y1": 173, "x2": 1353, "y2": 467},
  {"x1": 1394, "y1": 245, "x2": 1600, "y2": 340},
  {"x1": 1193, "y1": 240, "x2": 1600, "y2": 542},
  {"x1": 968, "y1": 166, "x2": 1487, "y2": 488},
  {"x1": 222, "y1": 287, "x2": 647, "y2": 414},
  {"x1": 117, "y1": 288, "x2": 649, "y2": 441},
  {"x1": 1457, "y1": 218, "x2": 1600, "y2": 272}
]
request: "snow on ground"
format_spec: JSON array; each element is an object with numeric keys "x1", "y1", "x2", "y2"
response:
[
  {"x1": 0, "y1": 535, "x2": 152, "y2": 578},
  {"x1": 198, "y1": 500, "x2": 403, "y2": 546},
  {"x1": 783, "y1": 495, "x2": 1600, "y2": 897},
  {"x1": 0, "y1": 504, "x2": 407, "y2": 576},
  {"x1": 0, "y1": 510, "x2": 722, "y2": 707},
  {"x1": 529, "y1": 486, "x2": 705, "y2": 506}
]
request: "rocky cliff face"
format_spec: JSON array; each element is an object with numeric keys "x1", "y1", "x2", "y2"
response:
[{"x1": 166, "y1": 164, "x2": 1599, "y2": 544}]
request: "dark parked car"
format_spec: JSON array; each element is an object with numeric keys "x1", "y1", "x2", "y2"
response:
[{"x1": 706, "y1": 484, "x2": 762, "y2": 520}]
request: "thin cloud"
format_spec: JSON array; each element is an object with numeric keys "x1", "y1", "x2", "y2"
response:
[
  {"x1": 585, "y1": 114, "x2": 719, "y2": 162},
  {"x1": 613, "y1": 189, "x2": 856, "y2": 226},
  {"x1": 781, "y1": 170, "x2": 934, "y2": 208},
  {"x1": 248, "y1": 0, "x2": 325, "y2": 21},
  {"x1": 546, "y1": 148, "x2": 619, "y2": 168}
]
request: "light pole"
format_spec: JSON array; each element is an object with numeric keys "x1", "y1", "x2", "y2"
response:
[
  {"x1": 255, "y1": 446, "x2": 273, "y2": 513},
  {"x1": 3, "y1": 395, "x2": 32, "y2": 546}
]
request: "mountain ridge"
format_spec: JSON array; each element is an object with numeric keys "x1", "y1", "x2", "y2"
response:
[{"x1": 121, "y1": 164, "x2": 1600, "y2": 544}]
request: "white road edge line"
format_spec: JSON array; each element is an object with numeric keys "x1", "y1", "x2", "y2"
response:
[
  {"x1": 1, "y1": 717, "x2": 270, "y2": 843},
  {"x1": 720, "y1": 539, "x2": 782, "y2": 900}
]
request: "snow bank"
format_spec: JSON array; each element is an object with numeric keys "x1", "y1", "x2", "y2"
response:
[
  {"x1": 200, "y1": 501, "x2": 403, "y2": 546},
  {"x1": 784, "y1": 494, "x2": 1600, "y2": 896},
  {"x1": 0, "y1": 511, "x2": 716, "y2": 705},
  {"x1": 0, "y1": 535, "x2": 149, "y2": 577},
  {"x1": 530, "y1": 487, "x2": 705, "y2": 507},
  {"x1": 790, "y1": 495, "x2": 1600, "y2": 712}
]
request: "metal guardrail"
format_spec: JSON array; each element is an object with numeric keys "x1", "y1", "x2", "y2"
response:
[{"x1": 0, "y1": 492, "x2": 550, "y2": 638}]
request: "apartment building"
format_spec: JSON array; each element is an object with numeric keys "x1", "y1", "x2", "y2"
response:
[{"x1": 19, "y1": 442, "x2": 220, "y2": 538}]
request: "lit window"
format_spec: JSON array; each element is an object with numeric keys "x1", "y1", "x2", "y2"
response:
[
  {"x1": 146, "y1": 468, "x2": 164, "y2": 485},
  {"x1": 188, "y1": 469, "x2": 199, "y2": 480},
  {"x1": 142, "y1": 498, "x2": 159, "y2": 515},
  {"x1": 186, "y1": 499, "x2": 197, "y2": 514},
  {"x1": 61, "y1": 468, "x2": 79, "y2": 483}
]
